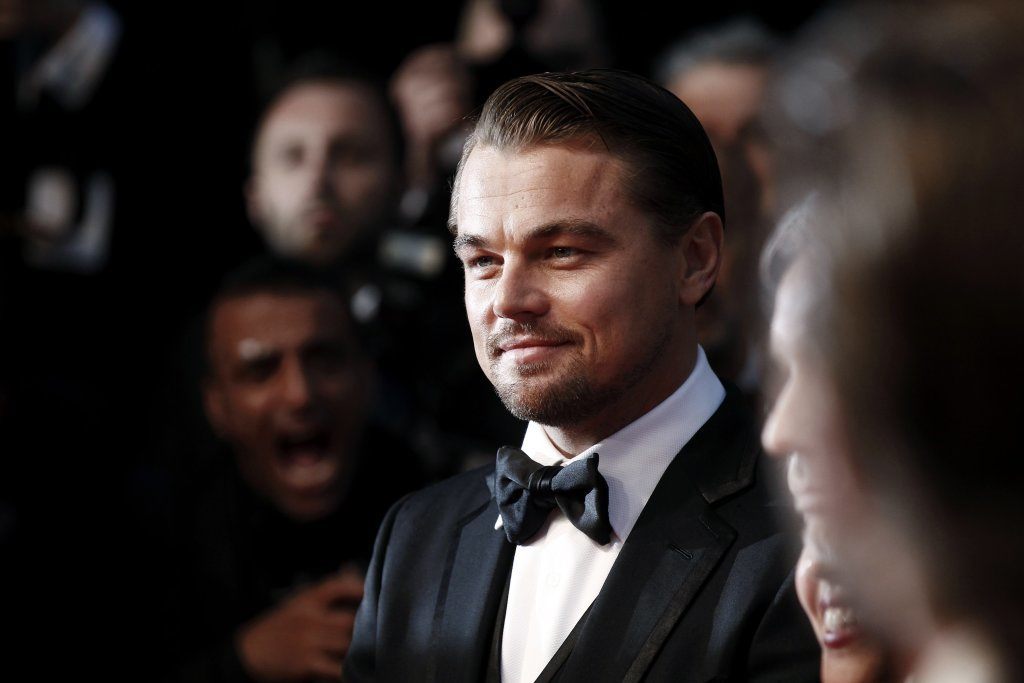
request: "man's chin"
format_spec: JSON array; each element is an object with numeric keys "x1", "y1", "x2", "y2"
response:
[
  {"x1": 271, "y1": 457, "x2": 347, "y2": 521},
  {"x1": 275, "y1": 489, "x2": 343, "y2": 523},
  {"x1": 493, "y1": 377, "x2": 592, "y2": 426}
]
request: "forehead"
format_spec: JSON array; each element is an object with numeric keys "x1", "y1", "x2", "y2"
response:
[
  {"x1": 669, "y1": 62, "x2": 767, "y2": 105},
  {"x1": 669, "y1": 63, "x2": 767, "y2": 136},
  {"x1": 256, "y1": 81, "x2": 391, "y2": 150},
  {"x1": 209, "y1": 291, "x2": 352, "y2": 356},
  {"x1": 454, "y1": 142, "x2": 640, "y2": 237}
]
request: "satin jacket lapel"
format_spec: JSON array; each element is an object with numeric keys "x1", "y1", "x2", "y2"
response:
[
  {"x1": 429, "y1": 474, "x2": 515, "y2": 683},
  {"x1": 550, "y1": 391, "x2": 758, "y2": 683}
]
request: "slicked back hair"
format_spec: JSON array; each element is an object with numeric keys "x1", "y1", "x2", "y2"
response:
[{"x1": 448, "y1": 69, "x2": 725, "y2": 243}]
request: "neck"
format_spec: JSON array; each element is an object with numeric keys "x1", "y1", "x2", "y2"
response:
[{"x1": 542, "y1": 342, "x2": 698, "y2": 456}]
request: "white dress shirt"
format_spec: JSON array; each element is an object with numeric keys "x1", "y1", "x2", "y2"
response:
[{"x1": 498, "y1": 347, "x2": 726, "y2": 683}]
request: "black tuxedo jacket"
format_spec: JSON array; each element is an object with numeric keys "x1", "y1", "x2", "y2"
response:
[{"x1": 345, "y1": 391, "x2": 820, "y2": 682}]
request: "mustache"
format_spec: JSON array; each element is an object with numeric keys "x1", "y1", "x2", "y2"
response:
[
  {"x1": 486, "y1": 321, "x2": 581, "y2": 357},
  {"x1": 300, "y1": 198, "x2": 343, "y2": 216}
]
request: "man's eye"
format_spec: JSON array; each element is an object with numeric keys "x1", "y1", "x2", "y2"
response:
[
  {"x1": 280, "y1": 146, "x2": 304, "y2": 167},
  {"x1": 330, "y1": 143, "x2": 380, "y2": 167},
  {"x1": 548, "y1": 246, "x2": 585, "y2": 261},
  {"x1": 467, "y1": 255, "x2": 495, "y2": 269},
  {"x1": 239, "y1": 358, "x2": 277, "y2": 382}
]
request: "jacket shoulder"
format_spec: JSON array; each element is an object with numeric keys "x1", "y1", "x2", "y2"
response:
[{"x1": 390, "y1": 463, "x2": 496, "y2": 527}]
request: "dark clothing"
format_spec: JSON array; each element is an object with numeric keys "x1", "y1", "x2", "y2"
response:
[
  {"x1": 142, "y1": 429, "x2": 423, "y2": 683},
  {"x1": 345, "y1": 391, "x2": 820, "y2": 682}
]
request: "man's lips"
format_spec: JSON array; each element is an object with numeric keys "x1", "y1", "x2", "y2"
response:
[
  {"x1": 791, "y1": 489, "x2": 828, "y2": 516},
  {"x1": 787, "y1": 454, "x2": 831, "y2": 517},
  {"x1": 495, "y1": 337, "x2": 569, "y2": 363},
  {"x1": 273, "y1": 429, "x2": 342, "y2": 491},
  {"x1": 816, "y1": 575, "x2": 864, "y2": 650},
  {"x1": 498, "y1": 337, "x2": 568, "y2": 352},
  {"x1": 309, "y1": 209, "x2": 341, "y2": 228}
]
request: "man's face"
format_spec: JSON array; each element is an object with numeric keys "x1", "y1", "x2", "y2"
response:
[
  {"x1": 248, "y1": 81, "x2": 401, "y2": 265},
  {"x1": 204, "y1": 290, "x2": 368, "y2": 521},
  {"x1": 453, "y1": 142, "x2": 694, "y2": 435}
]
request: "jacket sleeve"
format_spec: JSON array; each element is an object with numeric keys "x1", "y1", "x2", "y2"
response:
[
  {"x1": 343, "y1": 493, "x2": 410, "y2": 683},
  {"x1": 745, "y1": 567, "x2": 822, "y2": 682}
]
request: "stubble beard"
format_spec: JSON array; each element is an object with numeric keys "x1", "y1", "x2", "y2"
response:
[
  {"x1": 488, "y1": 321, "x2": 674, "y2": 428},
  {"x1": 491, "y1": 353, "x2": 593, "y2": 426}
]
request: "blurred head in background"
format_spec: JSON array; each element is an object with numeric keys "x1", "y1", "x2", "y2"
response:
[
  {"x1": 657, "y1": 18, "x2": 779, "y2": 150},
  {"x1": 247, "y1": 57, "x2": 405, "y2": 266},
  {"x1": 762, "y1": 1, "x2": 1024, "y2": 679},
  {"x1": 203, "y1": 258, "x2": 372, "y2": 522},
  {"x1": 657, "y1": 20, "x2": 781, "y2": 389}
]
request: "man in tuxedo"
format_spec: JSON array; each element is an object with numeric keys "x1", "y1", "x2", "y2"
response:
[{"x1": 345, "y1": 70, "x2": 818, "y2": 682}]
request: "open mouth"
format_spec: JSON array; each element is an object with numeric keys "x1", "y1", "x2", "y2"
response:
[
  {"x1": 274, "y1": 430, "x2": 339, "y2": 490},
  {"x1": 817, "y1": 577, "x2": 864, "y2": 650},
  {"x1": 278, "y1": 430, "x2": 331, "y2": 463}
]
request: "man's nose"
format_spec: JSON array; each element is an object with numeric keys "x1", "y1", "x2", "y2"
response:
[
  {"x1": 310, "y1": 152, "x2": 335, "y2": 199},
  {"x1": 491, "y1": 260, "x2": 549, "y2": 320},
  {"x1": 280, "y1": 358, "x2": 316, "y2": 410},
  {"x1": 760, "y1": 391, "x2": 792, "y2": 461}
]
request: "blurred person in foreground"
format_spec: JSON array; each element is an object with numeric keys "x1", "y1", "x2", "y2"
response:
[
  {"x1": 656, "y1": 19, "x2": 782, "y2": 390},
  {"x1": 761, "y1": 201, "x2": 901, "y2": 683},
  {"x1": 760, "y1": 1, "x2": 1024, "y2": 680},
  {"x1": 150, "y1": 258, "x2": 421, "y2": 682},
  {"x1": 344, "y1": 69, "x2": 819, "y2": 683}
]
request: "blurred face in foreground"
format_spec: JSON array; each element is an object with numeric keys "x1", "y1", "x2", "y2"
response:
[
  {"x1": 762, "y1": 259, "x2": 861, "y2": 526},
  {"x1": 762, "y1": 259, "x2": 891, "y2": 682},
  {"x1": 204, "y1": 290, "x2": 369, "y2": 521}
]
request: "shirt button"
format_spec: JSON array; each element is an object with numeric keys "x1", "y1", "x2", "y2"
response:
[{"x1": 546, "y1": 573, "x2": 560, "y2": 588}]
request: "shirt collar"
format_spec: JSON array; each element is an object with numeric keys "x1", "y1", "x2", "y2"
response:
[{"x1": 496, "y1": 346, "x2": 726, "y2": 542}]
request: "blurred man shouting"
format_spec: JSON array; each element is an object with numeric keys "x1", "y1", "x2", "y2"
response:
[{"x1": 153, "y1": 258, "x2": 420, "y2": 683}]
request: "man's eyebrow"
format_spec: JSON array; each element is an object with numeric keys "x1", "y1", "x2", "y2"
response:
[
  {"x1": 452, "y1": 219, "x2": 619, "y2": 254},
  {"x1": 527, "y1": 219, "x2": 618, "y2": 245},
  {"x1": 452, "y1": 234, "x2": 487, "y2": 253}
]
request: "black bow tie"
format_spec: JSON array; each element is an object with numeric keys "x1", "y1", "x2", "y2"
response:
[{"x1": 493, "y1": 446, "x2": 612, "y2": 546}]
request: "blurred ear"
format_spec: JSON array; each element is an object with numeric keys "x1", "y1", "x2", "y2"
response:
[
  {"x1": 679, "y1": 211, "x2": 724, "y2": 306},
  {"x1": 202, "y1": 378, "x2": 230, "y2": 439}
]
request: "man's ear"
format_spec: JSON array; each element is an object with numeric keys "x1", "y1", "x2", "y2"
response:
[
  {"x1": 679, "y1": 211, "x2": 724, "y2": 307},
  {"x1": 202, "y1": 377, "x2": 230, "y2": 439}
]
